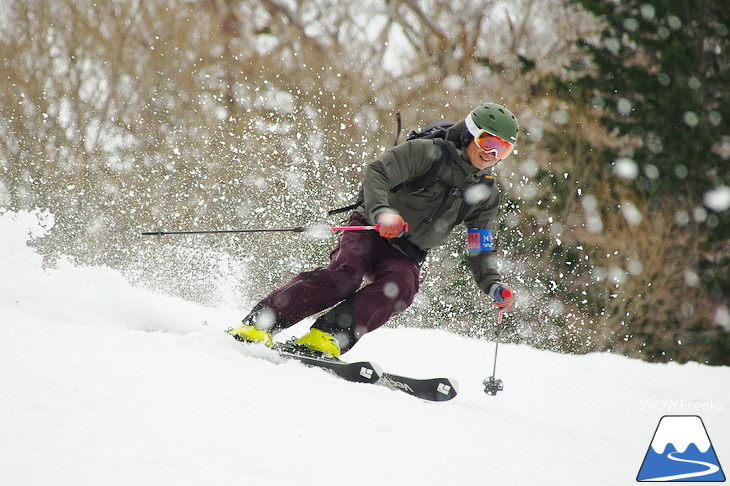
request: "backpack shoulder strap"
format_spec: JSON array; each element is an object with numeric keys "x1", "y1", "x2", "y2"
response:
[
  {"x1": 391, "y1": 138, "x2": 450, "y2": 194},
  {"x1": 455, "y1": 174, "x2": 497, "y2": 225},
  {"x1": 328, "y1": 138, "x2": 452, "y2": 217}
]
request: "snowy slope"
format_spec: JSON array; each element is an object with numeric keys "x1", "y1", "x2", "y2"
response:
[{"x1": 1, "y1": 210, "x2": 728, "y2": 486}]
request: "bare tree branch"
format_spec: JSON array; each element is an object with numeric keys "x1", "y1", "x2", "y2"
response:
[{"x1": 399, "y1": 0, "x2": 448, "y2": 43}]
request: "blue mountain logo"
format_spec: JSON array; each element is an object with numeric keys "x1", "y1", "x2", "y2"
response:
[{"x1": 637, "y1": 415, "x2": 726, "y2": 482}]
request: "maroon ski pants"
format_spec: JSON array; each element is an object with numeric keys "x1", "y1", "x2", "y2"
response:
[{"x1": 247, "y1": 213, "x2": 420, "y2": 353}]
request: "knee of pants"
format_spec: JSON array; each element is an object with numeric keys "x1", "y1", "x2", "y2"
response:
[
  {"x1": 378, "y1": 267, "x2": 420, "y2": 307},
  {"x1": 299, "y1": 266, "x2": 363, "y2": 295},
  {"x1": 325, "y1": 266, "x2": 364, "y2": 297}
]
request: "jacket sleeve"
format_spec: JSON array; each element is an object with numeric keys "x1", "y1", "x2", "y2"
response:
[
  {"x1": 463, "y1": 188, "x2": 503, "y2": 294},
  {"x1": 360, "y1": 140, "x2": 443, "y2": 222}
]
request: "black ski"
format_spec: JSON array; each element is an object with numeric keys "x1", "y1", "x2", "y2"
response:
[
  {"x1": 380, "y1": 372, "x2": 458, "y2": 402},
  {"x1": 274, "y1": 343, "x2": 458, "y2": 402},
  {"x1": 276, "y1": 348, "x2": 381, "y2": 384}
]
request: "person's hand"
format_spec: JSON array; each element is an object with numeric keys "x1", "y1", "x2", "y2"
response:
[
  {"x1": 376, "y1": 213, "x2": 406, "y2": 238},
  {"x1": 489, "y1": 283, "x2": 513, "y2": 309}
]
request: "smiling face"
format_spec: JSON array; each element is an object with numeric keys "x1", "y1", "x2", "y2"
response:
[
  {"x1": 465, "y1": 139, "x2": 502, "y2": 170},
  {"x1": 464, "y1": 102, "x2": 519, "y2": 170}
]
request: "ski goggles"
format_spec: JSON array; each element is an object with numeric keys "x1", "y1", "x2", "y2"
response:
[
  {"x1": 465, "y1": 115, "x2": 515, "y2": 159},
  {"x1": 474, "y1": 131, "x2": 514, "y2": 159}
]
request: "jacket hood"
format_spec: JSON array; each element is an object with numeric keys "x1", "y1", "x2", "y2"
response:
[
  {"x1": 445, "y1": 120, "x2": 495, "y2": 178},
  {"x1": 445, "y1": 119, "x2": 471, "y2": 149}
]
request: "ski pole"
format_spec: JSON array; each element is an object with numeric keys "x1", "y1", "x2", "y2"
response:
[
  {"x1": 483, "y1": 298, "x2": 510, "y2": 396},
  {"x1": 140, "y1": 223, "x2": 407, "y2": 237}
]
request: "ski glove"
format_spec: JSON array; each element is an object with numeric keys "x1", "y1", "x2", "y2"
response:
[
  {"x1": 375, "y1": 212, "x2": 406, "y2": 238},
  {"x1": 488, "y1": 283, "x2": 513, "y2": 309}
]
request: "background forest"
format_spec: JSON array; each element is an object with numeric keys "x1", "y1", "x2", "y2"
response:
[{"x1": 1, "y1": 0, "x2": 728, "y2": 364}]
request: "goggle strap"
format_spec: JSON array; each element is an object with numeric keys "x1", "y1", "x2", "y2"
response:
[
  {"x1": 465, "y1": 114, "x2": 481, "y2": 139},
  {"x1": 466, "y1": 113, "x2": 514, "y2": 159}
]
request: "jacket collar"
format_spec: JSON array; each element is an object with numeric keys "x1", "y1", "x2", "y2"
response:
[{"x1": 446, "y1": 136, "x2": 496, "y2": 180}]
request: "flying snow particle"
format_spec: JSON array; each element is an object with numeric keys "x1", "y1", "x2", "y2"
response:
[
  {"x1": 285, "y1": 170, "x2": 306, "y2": 193},
  {"x1": 620, "y1": 202, "x2": 643, "y2": 226},
  {"x1": 303, "y1": 224, "x2": 331, "y2": 239},
  {"x1": 718, "y1": 136, "x2": 730, "y2": 160},
  {"x1": 463, "y1": 184, "x2": 492, "y2": 205},
  {"x1": 683, "y1": 111, "x2": 699, "y2": 127},
  {"x1": 616, "y1": 98, "x2": 633, "y2": 115},
  {"x1": 693, "y1": 207, "x2": 708, "y2": 222},
  {"x1": 444, "y1": 75, "x2": 464, "y2": 92},
  {"x1": 254, "y1": 309, "x2": 277, "y2": 331},
  {"x1": 675, "y1": 210, "x2": 690, "y2": 226},
  {"x1": 608, "y1": 266, "x2": 627, "y2": 285},
  {"x1": 504, "y1": 212, "x2": 520, "y2": 229},
  {"x1": 642, "y1": 164, "x2": 660, "y2": 180},
  {"x1": 383, "y1": 282, "x2": 400, "y2": 298},
  {"x1": 640, "y1": 4, "x2": 656, "y2": 21},
  {"x1": 582, "y1": 194, "x2": 603, "y2": 233},
  {"x1": 703, "y1": 185, "x2": 730, "y2": 212},
  {"x1": 604, "y1": 37, "x2": 621, "y2": 55},
  {"x1": 526, "y1": 121, "x2": 544, "y2": 142},
  {"x1": 515, "y1": 182, "x2": 538, "y2": 202},
  {"x1": 683, "y1": 270, "x2": 699, "y2": 287},
  {"x1": 547, "y1": 300, "x2": 564, "y2": 316},
  {"x1": 708, "y1": 111, "x2": 722, "y2": 127},
  {"x1": 666, "y1": 15, "x2": 682, "y2": 30},
  {"x1": 715, "y1": 306, "x2": 730, "y2": 331},
  {"x1": 582, "y1": 194, "x2": 598, "y2": 211},
  {"x1": 520, "y1": 159, "x2": 539, "y2": 178},
  {"x1": 553, "y1": 110, "x2": 570, "y2": 126},
  {"x1": 613, "y1": 158, "x2": 639, "y2": 180},
  {"x1": 591, "y1": 267, "x2": 608, "y2": 282},
  {"x1": 0, "y1": 180, "x2": 10, "y2": 207},
  {"x1": 623, "y1": 18, "x2": 640, "y2": 32},
  {"x1": 627, "y1": 258, "x2": 644, "y2": 276}
]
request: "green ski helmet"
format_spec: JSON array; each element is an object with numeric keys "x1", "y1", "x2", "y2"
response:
[{"x1": 465, "y1": 102, "x2": 519, "y2": 145}]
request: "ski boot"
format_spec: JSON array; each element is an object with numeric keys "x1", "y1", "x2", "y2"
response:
[
  {"x1": 293, "y1": 328, "x2": 341, "y2": 359},
  {"x1": 227, "y1": 323, "x2": 273, "y2": 348}
]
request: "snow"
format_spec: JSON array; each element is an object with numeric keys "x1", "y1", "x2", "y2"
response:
[
  {"x1": 612, "y1": 157, "x2": 639, "y2": 180},
  {"x1": 620, "y1": 201, "x2": 643, "y2": 226},
  {"x1": 2, "y1": 209, "x2": 729, "y2": 485},
  {"x1": 650, "y1": 416, "x2": 711, "y2": 454},
  {"x1": 704, "y1": 185, "x2": 730, "y2": 212}
]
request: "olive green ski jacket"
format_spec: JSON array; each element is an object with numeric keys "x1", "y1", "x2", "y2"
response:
[{"x1": 356, "y1": 121, "x2": 503, "y2": 294}]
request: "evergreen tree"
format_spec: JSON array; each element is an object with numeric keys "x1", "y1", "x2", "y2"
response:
[
  {"x1": 570, "y1": 0, "x2": 728, "y2": 211},
  {"x1": 566, "y1": 0, "x2": 730, "y2": 363}
]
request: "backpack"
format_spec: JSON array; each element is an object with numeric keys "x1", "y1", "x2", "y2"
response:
[
  {"x1": 328, "y1": 118, "x2": 455, "y2": 216},
  {"x1": 404, "y1": 118, "x2": 454, "y2": 142}
]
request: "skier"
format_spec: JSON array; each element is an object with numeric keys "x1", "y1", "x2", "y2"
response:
[{"x1": 228, "y1": 102, "x2": 517, "y2": 358}]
